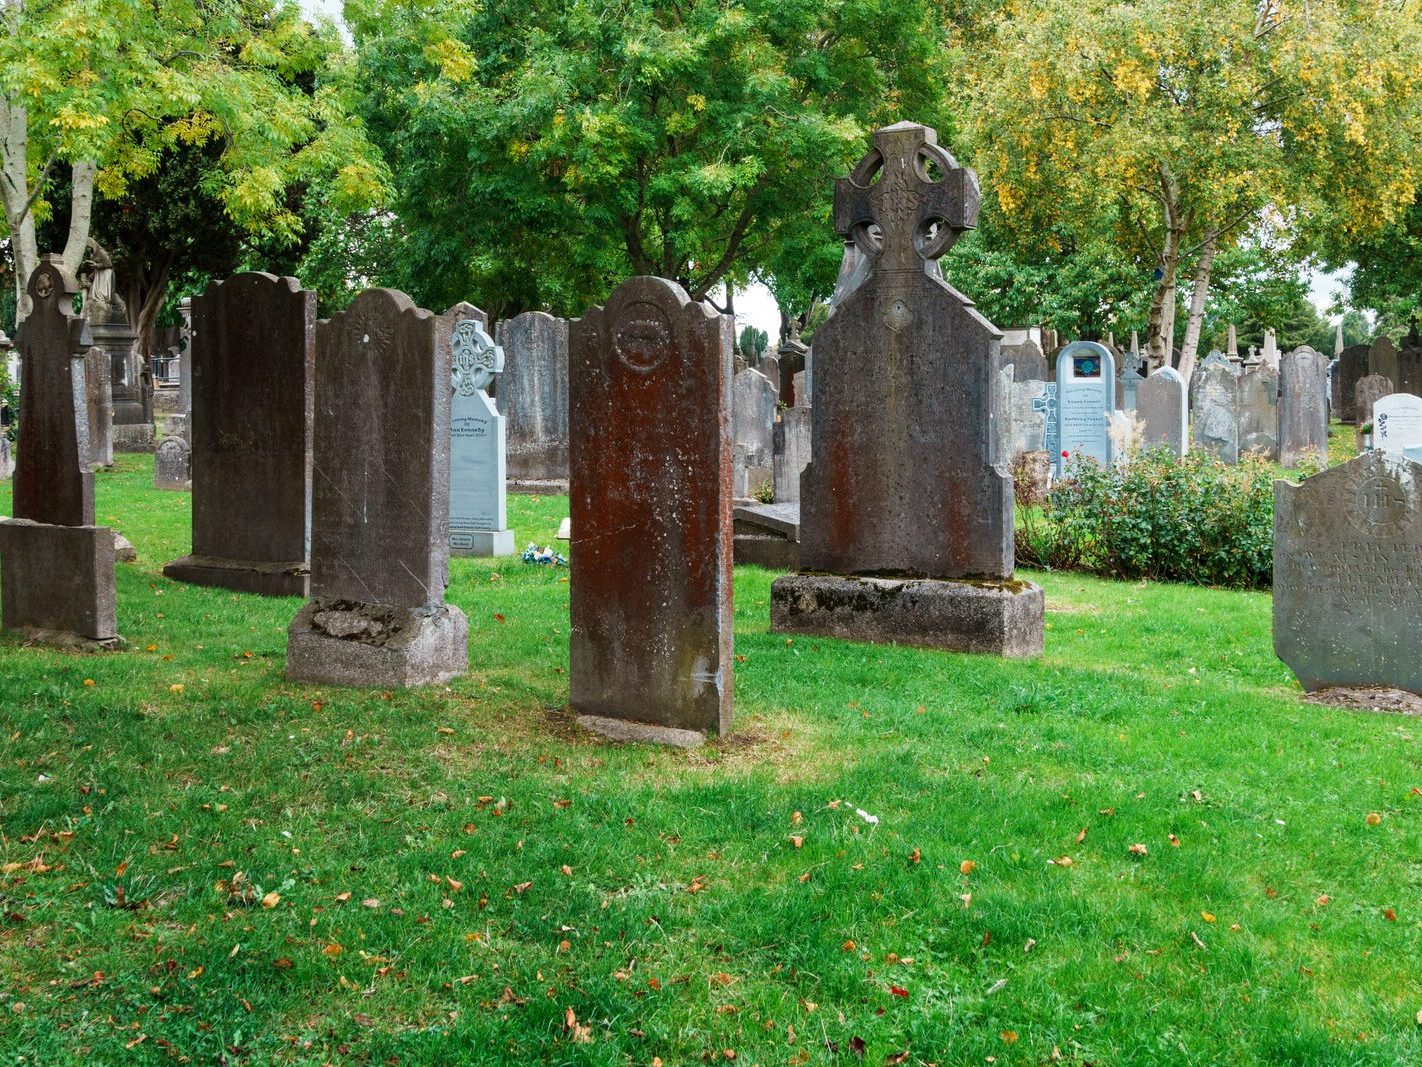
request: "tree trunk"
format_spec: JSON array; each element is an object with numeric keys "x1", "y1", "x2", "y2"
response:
[
  {"x1": 1145, "y1": 165, "x2": 1186, "y2": 370},
  {"x1": 60, "y1": 161, "x2": 97, "y2": 274},
  {"x1": 0, "y1": 95, "x2": 39, "y2": 325},
  {"x1": 1176, "y1": 233, "x2": 1218, "y2": 385},
  {"x1": 124, "y1": 255, "x2": 174, "y2": 357}
]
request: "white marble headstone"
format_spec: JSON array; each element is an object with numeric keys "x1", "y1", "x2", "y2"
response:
[
  {"x1": 449, "y1": 320, "x2": 514, "y2": 556},
  {"x1": 1372, "y1": 393, "x2": 1422, "y2": 456}
]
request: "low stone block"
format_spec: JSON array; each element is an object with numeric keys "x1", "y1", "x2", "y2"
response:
[
  {"x1": 285, "y1": 598, "x2": 469, "y2": 688},
  {"x1": 0, "y1": 519, "x2": 120, "y2": 648},
  {"x1": 576, "y1": 714, "x2": 705, "y2": 748},
  {"x1": 770, "y1": 572, "x2": 1044, "y2": 656},
  {"x1": 733, "y1": 502, "x2": 800, "y2": 571},
  {"x1": 164, "y1": 554, "x2": 308, "y2": 598},
  {"x1": 449, "y1": 529, "x2": 516, "y2": 557},
  {"x1": 112, "y1": 423, "x2": 156, "y2": 452}
]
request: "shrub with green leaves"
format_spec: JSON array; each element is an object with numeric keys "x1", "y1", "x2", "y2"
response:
[{"x1": 1016, "y1": 449, "x2": 1275, "y2": 588}]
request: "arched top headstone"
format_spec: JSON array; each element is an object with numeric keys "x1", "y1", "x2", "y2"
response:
[{"x1": 582, "y1": 276, "x2": 722, "y2": 382}]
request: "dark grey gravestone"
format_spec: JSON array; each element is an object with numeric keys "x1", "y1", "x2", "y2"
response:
[
  {"x1": 286, "y1": 288, "x2": 467, "y2": 688},
  {"x1": 770, "y1": 122, "x2": 1042, "y2": 657},
  {"x1": 1356, "y1": 374, "x2": 1393, "y2": 450},
  {"x1": 777, "y1": 339, "x2": 808, "y2": 407},
  {"x1": 733, "y1": 501, "x2": 800, "y2": 571},
  {"x1": 496, "y1": 310, "x2": 569, "y2": 486},
  {"x1": 1136, "y1": 367, "x2": 1186, "y2": 457},
  {"x1": 84, "y1": 346, "x2": 113, "y2": 469},
  {"x1": 773, "y1": 406, "x2": 812, "y2": 503},
  {"x1": 164, "y1": 273, "x2": 314, "y2": 597},
  {"x1": 1001, "y1": 339, "x2": 1048, "y2": 382},
  {"x1": 1397, "y1": 319, "x2": 1422, "y2": 396},
  {"x1": 1337, "y1": 343, "x2": 1369, "y2": 423},
  {"x1": 154, "y1": 434, "x2": 191, "y2": 491},
  {"x1": 733, "y1": 366, "x2": 777, "y2": 498},
  {"x1": 1275, "y1": 451, "x2": 1422, "y2": 695},
  {"x1": 1279, "y1": 347, "x2": 1329, "y2": 467},
  {"x1": 177, "y1": 296, "x2": 193, "y2": 416},
  {"x1": 1370, "y1": 336, "x2": 1399, "y2": 391},
  {"x1": 569, "y1": 275, "x2": 734, "y2": 742},
  {"x1": 1238, "y1": 362, "x2": 1280, "y2": 460},
  {"x1": 1, "y1": 257, "x2": 119, "y2": 648},
  {"x1": 88, "y1": 262, "x2": 151, "y2": 451},
  {"x1": 1192, "y1": 353, "x2": 1240, "y2": 463}
]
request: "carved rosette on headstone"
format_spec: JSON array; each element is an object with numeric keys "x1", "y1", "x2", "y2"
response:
[
  {"x1": 1136, "y1": 367, "x2": 1187, "y2": 457},
  {"x1": 286, "y1": 288, "x2": 468, "y2": 688},
  {"x1": 445, "y1": 310, "x2": 515, "y2": 556},
  {"x1": 163, "y1": 273, "x2": 314, "y2": 596},
  {"x1": 1279, "y1": 347, "x2": 1330, "y2": 467},
  {"x1": 496, "y1": 310, "x2": 569, "y2": 488},
  {"x1": 769, "y1": 122, "x2": 1044, "y2": 657},
  {"x1": 1275, "y1": 452, "x2": 1422, "y2": 695},
  {"x1": 569, "y1": 276, "x2": 734, "y2": 743},
  {"x1": 0, "y1": 257, "x2": 121, "y2": 649}
]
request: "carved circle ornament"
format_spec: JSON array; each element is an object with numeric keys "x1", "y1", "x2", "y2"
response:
[
  {"x1": 33, "y1": 271, "x2": 54, "y2": 301},
  {"x1": 1350, "y1": 469, "x2": 1412, "y2": 535},
  {"x1": 884, "y1": 299, "x2": 916, "y2": 333},
  {"x1": 342, "y1": 300, "x2": 394, "y2": 357},
  {"x1": 451, "y1": 320, "x2": 502, "y2": 395},
  {"x1": 612, "y1": 301, "x2": 673, "y2": 374}
]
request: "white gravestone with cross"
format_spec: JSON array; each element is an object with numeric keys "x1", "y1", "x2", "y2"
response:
[
  {"x1": 449, "y1": 320, "x2": 515, "y2": 556},
  {"x1": 1372, "y1": 393, "x2": 1422, "y2": 456},
  {"x1": 1054, "y1": 341, "x2": 1115, "y2": 476}
]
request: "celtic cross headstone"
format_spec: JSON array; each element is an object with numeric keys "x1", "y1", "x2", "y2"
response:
[{"x1": 445, "y1": 310, "x2": 514, "y2": 556}]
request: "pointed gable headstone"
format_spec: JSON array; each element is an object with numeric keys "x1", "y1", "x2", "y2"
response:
[{"x1": 770, "y1": 121, "x2": 1043, "y2": 657}]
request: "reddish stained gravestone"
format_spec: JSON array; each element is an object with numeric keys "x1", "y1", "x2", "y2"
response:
[{"x1": 569, "y1": 276, "x2": 734, "y2": 743}]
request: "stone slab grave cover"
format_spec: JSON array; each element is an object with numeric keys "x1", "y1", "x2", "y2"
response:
[
  {"x1": 1238, "y1": 362, "x2": 1280, "y2": 460},
  {"x1": 163, "y1": 274, "x2": 314, "y2": 595},
  {"x1": 733, "y1": 501, "x2": 800, "y2": 571},
  {"x1": 732, "y1": 366, "x2": 776, "y2": 499},
  {"x1": 496, "y1": 310, "x2": 569, "y2": 486},
  {"x1": 1337, "y1": 343, "x2": 1370, "y2": 423},
  {"x1": 1275, "y1": 451, "x2": 1422, "y2": 695},
  {"x1": 773, "y1": 405, "x2": 811, "y2": 503},
  {"x1": 286, "y1": 288, "x2": 468, "y2": 688},
  {"x1": 1054, "y1": 341, "x2": 1116, "y2": 476},
  {"x1": 569, "y1": 276, "x2": 734, "y2": 743},
  {"x1": 1279, "y1": 347, "x2": 1330, "y2": 467},
  {"x1": 445, "y1": 310, "x2": 514, "y2": 556},
  {"x1": 1135, "y1": 367, "x2": 1187, "y2": 457},
  {"x1": 1192, "y1": 352, "x2": 1240, "y2": 463},
  {"x1": 769, "y1": 122, "x2": 1043, "y2": 657},
  {"x1": 1372, "y1": 393, "x2": 1422, "y2": 455},
  {"x1": 0, "y1": 257, "x2": 120, "y2": 649}
]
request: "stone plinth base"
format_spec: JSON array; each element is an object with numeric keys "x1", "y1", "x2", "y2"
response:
[
  {"x1": 164, "y1": 554, "x2": 309, "y2": 598},
  {"x1": 576, "y1": 714, "x2": 706, "y2": 748},
  {"x1": 450, "y1": 529, "x2": 516, "y2": 557},
  {"x1": 113, "y1": 423, "x2": 156, "y2": 452},
  {"x1": 509, "y1": 478, "x2": 569, "y2": 496},
  {"x1": 770, "y1": 573, "x2": 1044, "y2": 656},
  {"x1": 733, "y1": 502, "x2": 800, "y2": 572},
  {"x1": 0, "y1": 519, "x2": 121, "y2": 649},
  {"x1": 285, "y1": 598, "x2": 468, "y2": 688}
]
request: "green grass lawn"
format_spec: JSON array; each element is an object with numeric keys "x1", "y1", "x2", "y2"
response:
[{"x1": 2, "y1": 452, "x2": 1419, "y2": 1066}]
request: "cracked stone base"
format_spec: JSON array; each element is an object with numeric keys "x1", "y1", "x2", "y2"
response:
[
  {"x1": 10, "y1": 627, "x2": 125, "y2": 652},
  {"x1": 770, "y1": 573, "x2": 1044, "y2": 656},
  {"x1": 0, "y1": 520, "x2": 121, "y2": 647},
  {"x1": 576, "y1": 714, "x2": 706, "y2": 748},
  {"x1": 449, "y1": 529, "x2": 516, "y2": 557},
  {"x1": 164, "y1": 555, "x2": 309, "y2": 598},
  {"x1": 285, "y1": 599, "x2": 469, "y2": 688}
]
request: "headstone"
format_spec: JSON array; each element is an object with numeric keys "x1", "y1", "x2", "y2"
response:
[
  {"x1": 496, "y1": 310, "x2": 569, "y2": 486},
  {"x1": 1397, "y1": 318, "x2": 1422, "y2": 396},
  {"x1": 773, "y1": 406, "x2": 811, "y2": 503},
  {"x1": 164, "y1": 273, "x2": 314, "y2": 596},
  {"x1": 84, "y1": 243, "x2": 152, "y2": 452},
  {"x1": 569, "y1": 275, "x2": 734, "y2": 743},
  {"x1": 1371, "y1": 393, "x2": 1422, "y2": 455},
  {"x1": 1001, "y1": 337, "x2": 1048, "y2": 382},
  {"x1": 1262, "y1": 328, "x2": 1279, "y2": 369},
  {"x1": 1042, "y1": 382, "x2": 1060, "y2": 457},
  {"x1": 0, "y1": 256, "x2": 119, "y2": 648},
  {"x1": 1329, "y1": 358, "x2": 1340, "y2": 411},
  {"x1": 1274, "y1": 451, "x2": 1422, "y2": 695},
  {"x1": 1226, "y1": 323, "x2": 1238, "y2": 359},
  {"x1": 1334, "y1": 321, "x2": 1345, "y2": 358},
  {"x1": 153, "y1": 433, "x2": 192, "y2": 491},
  {"x1": 732, "y1": 366, "x2": 776, "y2": 498},
  {"x1": 1370, "y1": 336, "x2": 1399, "y2": 390},
  {"x1": 1238, "y1": 362, "x2": 1280, "y2": 460},
  {"x1": 777, "y1": 339, "x2": 808, "y2": 408},
  {"x1": 445, "y1": 312, "x2": 514, "y2": 556},
  {"x1": 286, "y1": 288, "x2": 468, "y2": 688},
  {"x1": 1356, "y1": 374, "x2": 1393, "y2": 449},
  {"x1": 1192, "y1": 352, "x2": 1240, "y2": 463},
  {"x1": 769, "y1": 122, "x2": 1043, "y2": 657},
  {"x1": 177, "y1": 296, "x2": 193, "y2": 417},
  {"x1": 792, "y1": 370, "x2": 808, "y2": 408},
  {"x1": 1336, "y1": 343, "x2": 1370, "y2": 423},
  {"x1": 84, "y1": 346, "x2": 113, "y2": 468},
  {"x1": 1009, "y1": 378, "x2": 1048, "y2": 459},
  {"x1": 1278, "y1": 347, "x2": 1329, "y2": 467},
  {"x1": 733, "y1": 501, "x2": 800, "y2": 571},
  {"x1": 1135, "y1": 367, "x2": 1187, "y2": 457},
  {"x1": 1115, "y1": 343, "x2": 1144, "y2": 412},
  {"x1": 1054, "y1": 341, "x2": 1116, "y2": 475},
  {"x1": 757, "y1": 353, "x2": 781, "y2": 400}
]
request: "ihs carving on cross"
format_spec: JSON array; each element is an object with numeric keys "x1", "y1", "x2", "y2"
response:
[{"x1": 834, "y1": 122, "x2": 980, "y2": 276}]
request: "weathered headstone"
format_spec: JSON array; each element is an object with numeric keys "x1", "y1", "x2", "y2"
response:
[
  {"x1": 496, "y1": 310, "x2": 569, "y2": 486},
  {"x1": 1397, "y1": 318, "x2": 1422, "y2": 396},
  {"x1": 1372, "y1": 393, "x2": 1422, "y2": 455},
  {"x1": 1356, "y1": 374, "x2": 1393, "y2": 449},
  {"x1": 1238, "y1": 362, "x2": 1280, "y2": 460},
  {"x1": 1274, "y1": 451, "x2": 1422, "y2": 695},
  {"x1": 769, "y1": 122, "x2": 1043, "y2": 657},
  {"x1": 1054, "y1": 341, "x2": 1116, "y2": 475},
  {"x1": 569, "y1": 275, "x2": 734, "y2": 742},
  {"x1": 773, "y1": 405, "x2": 811, "y2": 503},
  {"x1": 1136, "y1": 367, "x2": 1187, "y2": 457},
  {"x1": 164, "y1": 273, "x2": 314, "y2": 596},
  {"x1": 1370, "y1": 336, "x2": 1400, "y2": 391},
  {"x1": 732, "y1": 366, "x2": 777, "y2": 498},
  {"x1": 176, "y1": 296, "x2": 193, "y2": 417},
  {"x1": 446, "y1": 313, "x2": 514, "y2": 556},
  {"x1": 0, "y1": 257, "x2": 119, "y2": 648},
  {"x1": 84, "y1": 346, "x2": 113, "y2": 469},
  {"x1": 1226, "y1": 323, "x2": 1239, "y2": 360},
  {"x1": 777, "y1": 338, "x2": 808, "y2": 408},
  {"x1": 1262, "y1": 328, "x2": 1279, "y2": 369},
  {"x1": 153, "y1": 433, "x2": 192, "y2": 491},
  {"x1": 1001, "y1": 336, "x2": 1048, "y2": 382},
  {"x1": 286, "y1": 288, "x2": 468, "y2": 688},
  {"x1": 1279, "y1": 347, "x2": 1329, "y2": 467},
  {"x1": 1336, "y1": 343, "x2": 1369, "y2": 424},
  {"x1": 1115, "y1": 343, "x2": 1144, "y2": 412},
  {"x1": 792, "y1": 369, "x2": 808, "y2": 408},
  {"x1": 757, "y1": 353, "x2": 781, "y2": 400},
  {"x1": 1009, "y1": 378, "x2": 1048, "y2": 459},
  {"x1": 1192, "y1": 352, "x2": 1240, "y2": 463}
]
